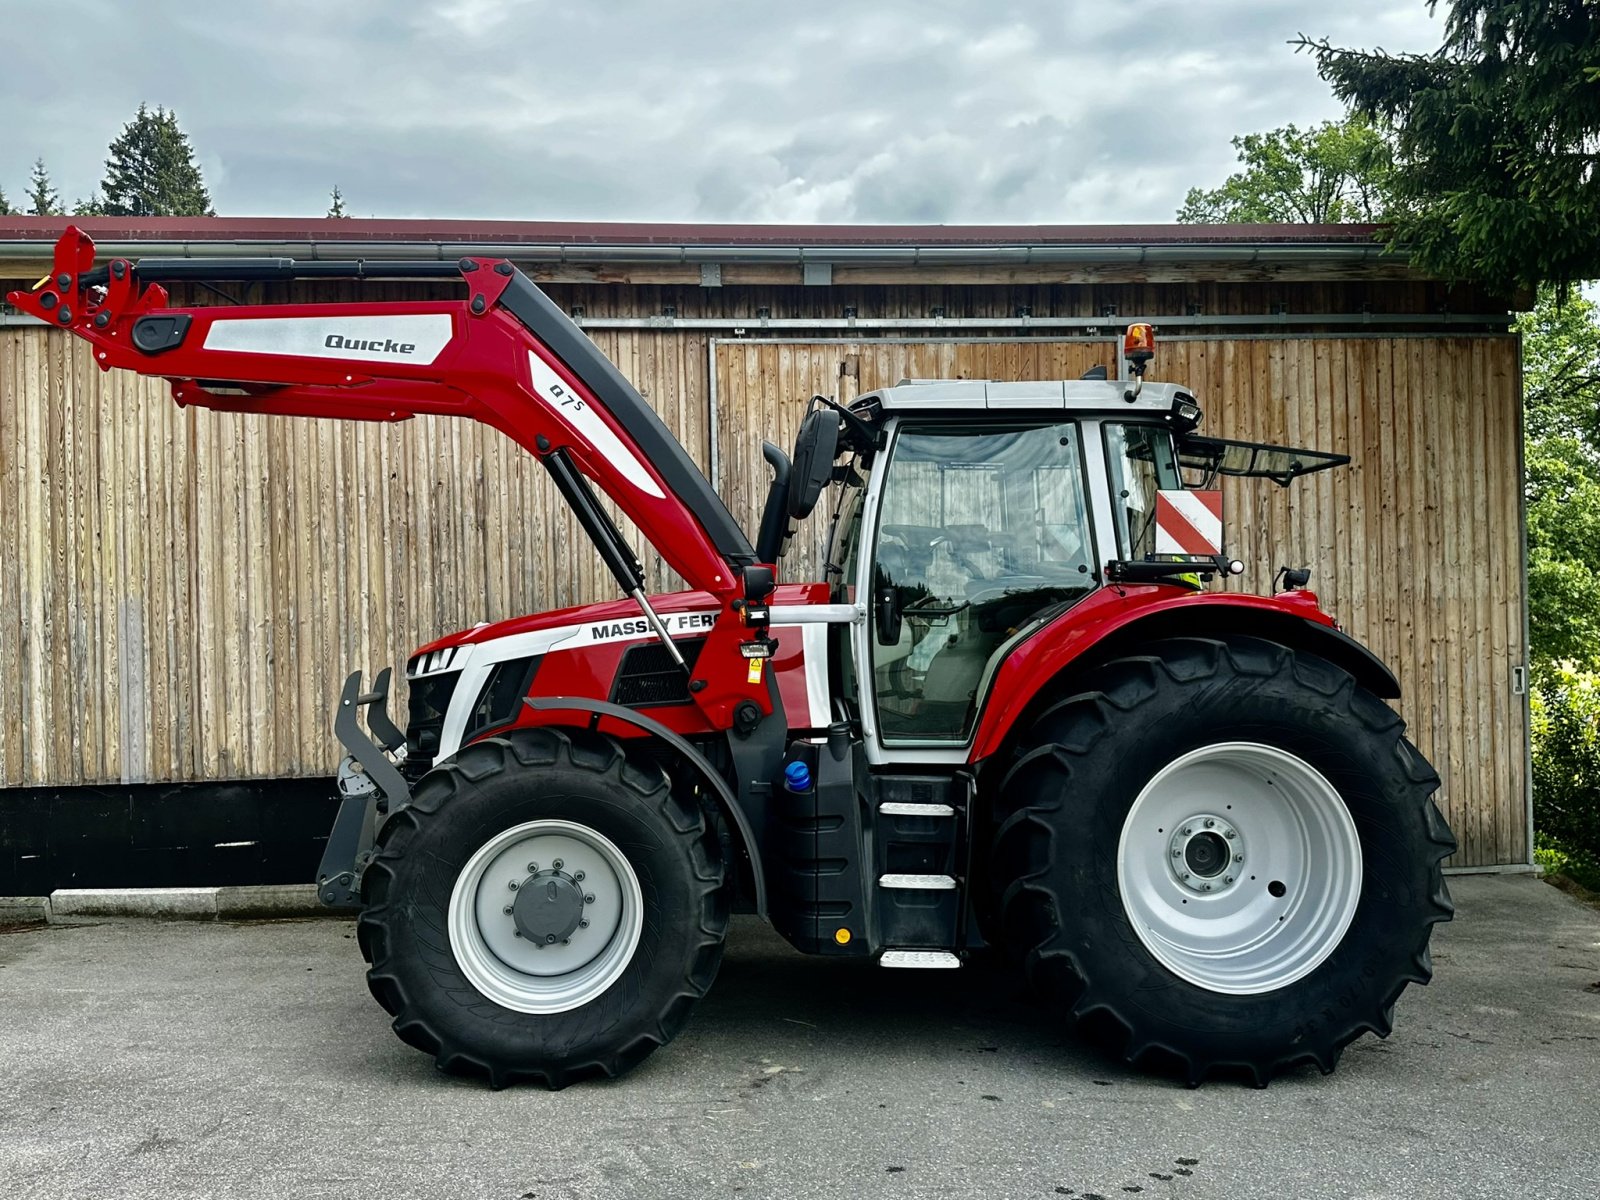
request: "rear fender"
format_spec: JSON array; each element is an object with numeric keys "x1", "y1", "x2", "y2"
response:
[{"x1": 969, "y1": 590, "x2": 1400, "y2": 764}]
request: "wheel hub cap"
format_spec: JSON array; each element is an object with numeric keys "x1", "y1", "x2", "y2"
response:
[
  {"x1": 1117, "y1": 742, "x2": 1363, "y2": 995},
  {"x1": 447, "y1": 820, "x2": 643, "y2": 1014},
  {"x1": 1168, "y1": 814, "x2": 1243, "y2": 893},
  {"x1": 512, "y1": 868, "x2": 589, "y2": 945}
]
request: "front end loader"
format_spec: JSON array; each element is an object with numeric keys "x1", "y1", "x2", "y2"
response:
[{"x1": 9, "y1": 229, "x2": 1455, "y2": 1088}]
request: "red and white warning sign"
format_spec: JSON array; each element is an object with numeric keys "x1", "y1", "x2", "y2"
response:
[{"x1": 1154, "y1": 490, "x2": 1223, "y2": 556}]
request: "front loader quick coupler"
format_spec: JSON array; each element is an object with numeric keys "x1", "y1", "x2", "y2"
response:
[{"x1": 317, "y1": 669, "x2": 411, "y2": 907}]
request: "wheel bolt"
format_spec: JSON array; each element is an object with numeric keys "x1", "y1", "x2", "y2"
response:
[
  {"x1": 1224, "y1": 876, "x2": 1234, "y2": 884},
  {"x1": 579, "y1": 919, "x2": 590, "y2": 929},
  {"x1": 562, "y1": 938, "x2": 571, "y2": 945},
  {"x1": 1181, "y1": 827, "x2": 1192, "y2": 836},
  {"x1": 545, "y1": 934, "x2": 557, "y2": 944},
  {"x1": 584, "y1": 894, "x2": 595, "y2": 904},
  {"x1": 1181, "y1": 873, "x2": 1190, "y2": 881},
  {"x1": 527, "y1": 862, "x2": 538, "y2": 872},
  {"x1": 1172, "y1": 849, "x2": 1182, "y2": 858},
  {"x1": 1204, "y1": 819, "x2": 1214, "y2": 828},
  {"x1": 503, "y1": 906, "x2": 514, "y2": 915},
  {"x1": 507, "y1": 881, "x2": 518, "y2": 890},
  {"x1": 1203, "y1": 884, "x2": 1212, "y2": 891},
  {"x1": 1234, "y1": 854, "x2": 1244, "y2": 863},
  {"x1": 513, "y1": 930, "x2": 522, "y2": 938},
  {"x1": 552, "y1": 859, "x2": 564, "y2": 870},
  {"x1": 574, "y1": 871, "x2": 586, "y2": 882}
]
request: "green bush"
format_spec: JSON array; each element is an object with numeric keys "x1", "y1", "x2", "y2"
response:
[
  {"x1": 1531, "y1": 662, "x2": 1600, "y2": 889},
  {"x1": 1534, "y1": 833, "x2": 1600, "y2": 893}
]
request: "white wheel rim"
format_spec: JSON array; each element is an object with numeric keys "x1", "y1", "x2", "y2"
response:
[
  {"x1": 1116, "y1": 742, "x2": 1362, "y2": 995},
  {"x1": 447, "y1": 819, "x2": 644, "y2": 1014}
]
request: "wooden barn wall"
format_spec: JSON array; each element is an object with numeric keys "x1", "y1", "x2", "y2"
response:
[{"x1": 0, "y1": 273, "x2": 1526, "y2": 866}]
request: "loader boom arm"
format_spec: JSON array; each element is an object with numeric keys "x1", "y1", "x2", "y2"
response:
[{"x1": 7, "y1": 227, "x2": 772, "y2": 726}]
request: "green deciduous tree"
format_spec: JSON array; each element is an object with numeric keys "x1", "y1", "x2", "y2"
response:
[
  {"x1": 27, "y1": 158, "x2": 62, "y2": 216},
  {"x1": 1526, "y1": 440, "x2": 1600, "y2": 665},
  {"x1": 96, "y1": 104, "x2": 214, "y2": 217},
  {"x1": 1176, "y1": 115, "x2": 1396, "y2": 224},
  {"x1": 1521, "y1": 288, "x2": 1600, "y2": 667},
  {"x1": 1519, "y1": 286, "x2": 1600, "y2": 880},
  {"x1": 1531, "y1": 663, "x2": 1600, "y2": 889},
  {"x1": 1297, "y1": 1, "x2": 1600, "y2": 296}
]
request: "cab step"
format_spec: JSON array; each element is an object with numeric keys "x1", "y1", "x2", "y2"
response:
[
  {"x1": 878, "y1": 873, "x2": 957, "y2": 890},
  {"x1": 878, "y1": 801, "x2": 956, "y2": 817},
  {"x1": 880, "y1": 949, "x2": 962, "y2": 969}
]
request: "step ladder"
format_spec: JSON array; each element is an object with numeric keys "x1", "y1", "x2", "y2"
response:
[{"x1": 872, "y1": 780, "x2": 970, "y2": 968}]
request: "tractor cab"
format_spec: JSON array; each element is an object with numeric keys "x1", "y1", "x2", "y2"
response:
[
  {"x1": 829, "y1": 377, "x2": 1203, "y2": 753},
  {"x1": 761, "y1": 335, "x2": 1341, "y2": 765}
]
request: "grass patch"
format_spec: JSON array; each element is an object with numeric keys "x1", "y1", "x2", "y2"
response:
[{"x1": 1534, "y1": 832, "x2": 1600, "y2": 894}]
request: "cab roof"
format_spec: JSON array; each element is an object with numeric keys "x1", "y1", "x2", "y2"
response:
[{"x1": 851, "y1": 379, "x2": 1196, "y2": 417}]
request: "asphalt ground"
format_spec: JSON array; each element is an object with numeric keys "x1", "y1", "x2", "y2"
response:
[{"x1": 1, "y1": 875, "x2": 1597, "y2": 1200}]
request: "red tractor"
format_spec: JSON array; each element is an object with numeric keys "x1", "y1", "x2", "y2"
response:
[{"x1": 10, "y1": 229, "x2": 1454, "y2": 1087}]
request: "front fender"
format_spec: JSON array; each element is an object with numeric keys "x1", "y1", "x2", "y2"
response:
[
  {"x1": 522, "y1": 696, "x2": 768, "y2": 917},
  {"x1": 969, "y1": 587, "x2": 1399, "y2": 763}
]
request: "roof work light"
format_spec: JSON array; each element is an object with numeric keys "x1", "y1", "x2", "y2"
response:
[{"x1": 1123, "y1": 323, "x2": 1156, "y2": 401}]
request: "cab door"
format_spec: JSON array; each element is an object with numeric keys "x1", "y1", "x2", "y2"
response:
[{"x1": 856, "y1": 420, "x2": 1100, "y2": 755}]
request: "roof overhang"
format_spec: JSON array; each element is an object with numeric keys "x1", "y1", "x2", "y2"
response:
[{"x1": 0, "y1": 216, "x2": 1417, "y2": 286}]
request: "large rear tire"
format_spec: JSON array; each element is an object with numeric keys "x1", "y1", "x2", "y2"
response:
[
  {"x1": 989, "y1": 635, "x2": 1455, "y2": 1085},
  {"x1": 357, "y1": 727, "x2": 728, "y2": 1088}
]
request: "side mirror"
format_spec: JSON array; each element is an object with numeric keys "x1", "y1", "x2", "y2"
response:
[{"x1": 787, "y1": 410, "x2": 840, "y2": 521}]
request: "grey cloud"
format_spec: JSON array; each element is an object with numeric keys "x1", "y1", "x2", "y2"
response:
[{"x1": 1, "y1": 0, "x2": 1444, "y2": 222}]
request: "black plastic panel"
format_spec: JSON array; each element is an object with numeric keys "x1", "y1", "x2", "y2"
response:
[{"x1": 0, "y1": 778, "x2": 339, "y2": 894}]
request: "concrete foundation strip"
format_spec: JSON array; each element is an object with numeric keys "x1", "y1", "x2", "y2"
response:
[
  {"x1": 0, "y1": 866, "x2": 1540, "y2": 922},
  {"x1": 0, "y1": 885, "x2": 328, "y2": 923}
]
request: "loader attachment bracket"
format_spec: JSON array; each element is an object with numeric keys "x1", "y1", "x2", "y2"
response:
[{"x1": 319, "y1": 669, "x2": 412, "y2": 908}]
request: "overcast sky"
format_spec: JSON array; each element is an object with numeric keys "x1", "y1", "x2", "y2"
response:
[{"x1": 3, "y1": 1, "x2": 1445, "y2": 225}]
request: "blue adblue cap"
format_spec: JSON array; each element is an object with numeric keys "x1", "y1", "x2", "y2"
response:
[{"x1": 783, "y1": 760, "x2": 813, "y2": 793}]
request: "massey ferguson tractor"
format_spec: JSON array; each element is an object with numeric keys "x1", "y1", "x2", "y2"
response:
[{"x1": 10, "y1": 228, "x2": 1455, "y2": 1088}]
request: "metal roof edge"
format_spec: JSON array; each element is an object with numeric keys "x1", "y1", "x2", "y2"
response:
[
  {"x1": 0, "y1": 216, "x2": 1403, "y2": 270},
  {"x1": 0, "y1": 238, "x2": 1405, "y2": 269}
]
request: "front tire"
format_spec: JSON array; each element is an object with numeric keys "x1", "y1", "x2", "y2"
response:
[
  {"x1": 990, "y1": 636, "x2": 1455, "y2": 1085},
  {"x1": 357, "y1": 727, "x2": 728, "y2": 1088}
]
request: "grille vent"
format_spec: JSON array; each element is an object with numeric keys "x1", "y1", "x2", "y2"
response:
[{"x1": 611, "y1": 639, "x2": 706, "y2": 707}]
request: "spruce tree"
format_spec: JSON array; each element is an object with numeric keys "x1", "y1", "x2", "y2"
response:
[
  {"x1": 97, "y1": 104, "x2": 215, "y2": 217},
  {"x1": 27, "y1": 159, "x2": 62, "y2": 216},
  {"x1": 1297, "y1": 1, "x2": 1600, "y2": 294},
  {"x1": 327, "y1": 185, "x2": 348, "y2": 218},
  {"x1": 0, "y1": 184, "x2": 11, "y2": 216}
]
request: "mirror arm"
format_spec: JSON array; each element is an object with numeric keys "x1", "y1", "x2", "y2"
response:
[{"x1": 754, "y1": 441, "x2": 793, "y2": 564}]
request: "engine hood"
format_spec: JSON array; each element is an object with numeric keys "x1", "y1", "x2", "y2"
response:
[{"x1": 410, "y1": 583, "x2": 823, "y2": 658}]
